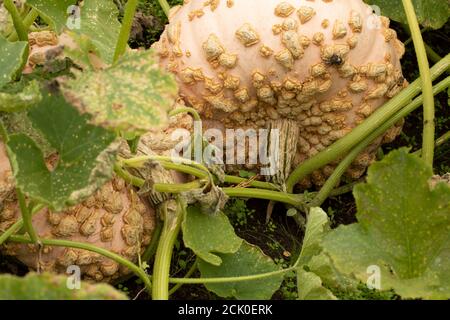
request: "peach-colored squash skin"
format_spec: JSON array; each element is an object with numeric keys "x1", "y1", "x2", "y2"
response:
[{"x1": 154, "y1": 0, "x2": 406, "y2": 187}]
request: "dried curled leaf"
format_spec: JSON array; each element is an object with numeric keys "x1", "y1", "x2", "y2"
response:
[{"x1": 61, "y1": 50, "x2": 178, "y2": 135}]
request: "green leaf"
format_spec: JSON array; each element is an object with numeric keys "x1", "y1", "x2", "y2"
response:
[
  {"x1": 0, "y1": 273, "x2": 127, "y2": 300},
  {"x1": 182, "y1": 206, "x2": 242, "y2": 266},
  {"x1": 6, "y1": 91, "x2": 117, "y2": 211},
  {"x1": 323, "y1": 149, "x2": 450, "y2": 299},
  {"x1": 297, "y1": 207, "x2": 330, "y2": 266},
  {"x1": 296, "y1": 207, "x2": 335, "y2": 300},
  {"x1": 297, "y1": 269, "x2": 337, "y2": 300},
  {"x1": 365, "y1": 0, "x2": 450, "y2": 29},
  {"x1": 75, "y1": 0, "x2": 121, "y2": 64},
  {"x1": 0, "y1": 35, "x2": 28, "y2": 89},
  {"x1": 198, "y1": 242, "x2": 284, "y2": 300},
  {"x1": 61, "y1": 50, "x2": 177, "y2": 135},
  {"x1": 0, "y1": 80, "x2": 42, "y2": 112},
  {"x1": 27, "y1": 0, "x2": 77, "y2": 34}
]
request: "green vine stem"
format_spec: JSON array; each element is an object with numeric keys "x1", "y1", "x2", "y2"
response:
[
  {"x1": 7, "y1": 8, "x2": 38, "y2": 42},
  {"x1": 286, "y1": 54, "x2": 450, "y2": 193},
  {"x1": 402, "y1": 0, "x2": 436, "y2": 167},
  {"x1": 157, "y1": 0, "x2": 171, "y2": 18},
  {"x1": 221, "y1": 187, "x2": 304, "y2": 208},
  {"x1": 414, "y1": 130, "x2": 450, "y2": 156},
  {"x1": 307, "y1": 144, "x2": 368, "y2": 209},
  {"x1": 152, "y1": 198, "x2": 185, "y2": 300},
  {"x1": 223, "y1": 175, "x2": 279, "y2": 190},
  {"x1": 435, "y1": 131, "x2": 450, "y2": 149},
  {"x1": 0, "y1": 220, "x2": 22, "y2": 246},
  {"x1": 0, "y1": 203, "x2": 45, "y2": 246},
  {"x1": 425, "y1": 45, "x2": 443, "y2": 65},
  {"x1": 3, "y1": 0, "x2": 28, "y2": 42},
  {"x1": 16, "y1": 189, "x2": 39, "y2": 244},
  {"x1": 152, "y1": 181, "x2": 304, "y2": 207},
  {"x1": 113, "y1": 0, "x2": 138, "y2": 63},
  {"x1": 169, "y1": 107, "x2": 201, "y2": 122},
  {"x1": 169, "y1": 258, "x2": 198, "y2": 295},
  {"x1": 7, "y1": 235, "x2": 152, "y2": 293},
  {"x1": 169, "y1": 267, "x2": 294, "y2": 284},
  {"x1": 169, "y1": 107, "x2": 204, "y2": 165},
  {"x1": 114, "y1": 162, "x2": 145, "y2": 188},
  {"x1": 160, "y1": 161, "x2": 209, "y2": 179}
]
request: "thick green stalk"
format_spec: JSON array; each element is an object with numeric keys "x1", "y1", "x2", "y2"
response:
[
  {"x1": 160, "y1": 161, "x2": 209, "y2": 179},
  {"x1": 402, "y1": 0, "x2": 436, "y2": 167},
  {"x1": 308, "y1": 143, "x2": 368, "y2": 208},
  {"x1": 8, "y1": 235, "x2": 152, "y2": 293},
  {"x1": 157, "y1": 0, "x2": 171, "y2": 18},
  {"x1": 7, "y1": 8, "x2": 38, "y2": 42},
  {"x1": 16, "y1": 188, "x2": 38, "y2": 243},
  {"x1": 155, "y1": 180, "x2": 205, "y2": 193},
  {"x1": 286, "y1": 54, "x2": 450, "y2": 193},
  {"x1": 113, "y1": 0, "x2": 138, "y2": 63},
  {"x1": 152, "y1": 199, "x2": 184, "y2": 300},
  {"x1": 311, "y1": 77, "x2": 450, "y2": 206},
  {"x1": 3, "y1": 0, "x2": 28, "y2": 41}
]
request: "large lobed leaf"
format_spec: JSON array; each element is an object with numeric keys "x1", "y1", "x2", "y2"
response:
[
  {"x1": 0, "y1": 273, "x2": 127, "y2": 300},
  {"x1": 0, "y1": 35, "x2": 28, "y2": 89},
  {"x1": 6, "y1": 91, "x2": 117, "y2": 211},
  {"x1": 365, "y1": 0, "x2": 449, "y2": 29},
  {"x1": 198, "y1": 241, "x2": 284, "y2": 300},
  {"x1": 61, "y1": 50, "x2": 177, "y2": 135},
  {"x1": 323, "y1": 149, "x2": 450, "y2": 299},
  {"x1": 182, "y1": 206, "x2": 242, "y2": 266}
]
